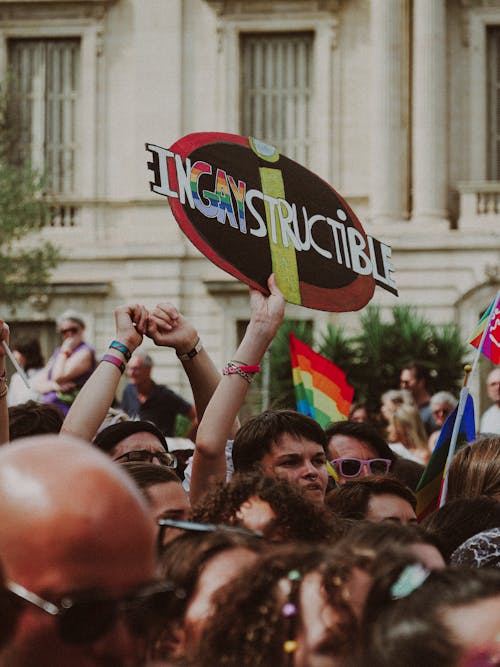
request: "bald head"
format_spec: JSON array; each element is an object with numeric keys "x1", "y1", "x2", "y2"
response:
[{"x1": 0, "y1": 434, "x2": 157, "y2": 665}]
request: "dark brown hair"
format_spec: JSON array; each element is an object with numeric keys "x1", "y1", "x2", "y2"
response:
[
  {"x1": 232, "y1": 409, "x2": 327, "y2": 473},
  {"x1": 13, "y1": 338, "x2": 44, "y2": 371},
  {"x1": 422, "y1": 496, "x2": 500, "y2": 561},
  {"x1": 8, "y1": 401, "x2": 63, "y2": 441},
  {"x1": 325, "y1": 476, "x2": 416, "y2": 521},
  {"x1": 362, "y1": 564, "x2": 500, "y2": 667}
]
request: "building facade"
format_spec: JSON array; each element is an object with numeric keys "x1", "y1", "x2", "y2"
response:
[{"x1": 1, "y1": 0, "x2": 499, "y2": 408}]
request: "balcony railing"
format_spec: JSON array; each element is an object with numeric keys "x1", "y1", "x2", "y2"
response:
[{"x1": 457, "y1": 181, "x2": 500, "y2": 228}]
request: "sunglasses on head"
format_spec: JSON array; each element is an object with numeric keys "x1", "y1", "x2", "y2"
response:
[
  {"x1": 330, "y1": 457, "x2": 392, "y2": 478},
  {"x1": 60, "y1": 326, "x2": 79, "y2": 335},
  {"x1": 114, "y1": 449, "x2": 177, "y2": 469},
  {"x1": 156, "y1": 518, "x2": 264, "y2": 553},
  {"x1": 4, "y1": 579, "x2": 184, "y2": 645}
]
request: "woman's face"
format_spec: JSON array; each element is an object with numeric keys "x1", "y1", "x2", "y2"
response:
[
  {"x1": 350, "y1": 407, "x2": 369, "y2": 424},
  {"x1": 59, "y1": 319, "x2": 84, "y2": 343},
  {"x1": 13, "y1": 351, "x2": 26, "y2": 369},
  {"x1": 294, "y1": 571, "x2": 361, "y2": 667},
  {"x1": 381, "y1": 399, "x2": 396, "y2": 422},
  {"x1": 183, "y1": 547, "x2": 259, "y2": 647},
  {"x1": 446, "y1": 595, "x2": 500, "y2": 665}
]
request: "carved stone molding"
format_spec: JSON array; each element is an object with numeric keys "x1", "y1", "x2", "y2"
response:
[
  {"x1": 203, "y1": 0, "x2": 339, "y2": 18},
  {"x1": 0, "y1": 1, "x2": 118, "y2": 22}
]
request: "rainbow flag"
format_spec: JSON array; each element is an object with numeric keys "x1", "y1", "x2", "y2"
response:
[
  {"x1": 469, "y1": 293, "x2": 500, "y2": 365},
  {"x1": 415, "y1": 392, "x2": 475, "y2": 521},
  {"x1": 289, "y1": 333, "x2": 354, "y2": 429}
]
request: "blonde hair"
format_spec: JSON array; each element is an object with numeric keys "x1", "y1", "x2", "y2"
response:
[{"x1": 390, "y1": 404, "x2": 428, "y2": 456}]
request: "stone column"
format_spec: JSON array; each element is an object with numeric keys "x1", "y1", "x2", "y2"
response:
[
  {"x1": 370, "y1": 0, "x2": 410, "y2": 224},
  {"x1": 412, "y1": 0, "x2": 449, "y2": 225}
]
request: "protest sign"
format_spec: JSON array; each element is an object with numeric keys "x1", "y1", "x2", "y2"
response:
[{"x1": 146, "y1": 132, "x2": 397, "y2": 312}]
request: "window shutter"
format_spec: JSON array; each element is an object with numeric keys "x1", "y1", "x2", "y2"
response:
[
  {"x1": 240, "y1": 32, "x2": 313, "y2": 163},
  {"x1": 8, "y1": 38, "x2": 80, "y2": 196}
]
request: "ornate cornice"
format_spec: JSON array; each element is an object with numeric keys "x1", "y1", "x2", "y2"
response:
[
  {"x1": 0, "y1": 1, "x2": 118, "y2": 22},
  {"x1": 203, "y1": 0, "x2": 339, "y2": 18}
]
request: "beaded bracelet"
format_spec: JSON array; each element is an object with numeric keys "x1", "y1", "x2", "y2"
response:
[
  {"x1": 101, "y1": 354, "x2": 126, "y2": 374},
  {"x1": 109, "y1": 340, "x2": 132, "y2": 362},
  {"x1": 222, "y1": 361, "x2": 261, "y2": 384},
  {"x1": 0, "y1": 370, "x2": 6, "y2": 382}
]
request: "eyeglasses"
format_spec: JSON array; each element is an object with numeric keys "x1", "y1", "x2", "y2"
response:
[
  {"x1": 60, "y1": 326, "x2": 79, "y2": 335},
  {"x1": 114, "y1": 449, "x2": 177, "y2": 469},
  {"x1": 156, "y1": 518, "x2": 264, "y2": 553},
  {"x1": 432, "y1": 408, "x2": 450, "y2": 418},
  {"x1": 330, "y1": 457, "x2": 392, "y2": 478},
  {"x1": 4, "y1": 579, "x2": 185, "y2": 645}
]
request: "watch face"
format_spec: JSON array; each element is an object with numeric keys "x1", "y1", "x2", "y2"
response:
[{"x1": 147, "y1": 132, "x2": 396, "y2": 312}]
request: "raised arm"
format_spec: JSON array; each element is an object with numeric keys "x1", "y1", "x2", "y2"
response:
[
  {"x1": 0, "y1": 320, "x2": 10, "y2": 444},
  {"x1": 147, "y1": 303, "x2": 223, "y2": 429},
  {"x1": 190, "y1": 274, "x2": 285, "y2": 505},
  {"x1": 61, "y1": 304, "x2": 148, "y2": 442}
]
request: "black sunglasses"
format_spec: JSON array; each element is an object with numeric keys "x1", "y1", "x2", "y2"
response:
[
  {"x1": 114, "y1": 449, "x2": 177, "y2": 469},
  {"x1": 60, "y1": 326, "x2": 79, "y2": 335},
  {"x1": 4, "y1": 579, "x2": 184, "y2": 645}
]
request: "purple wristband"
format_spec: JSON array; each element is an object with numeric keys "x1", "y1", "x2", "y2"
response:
[{"x1": 101, "y1": 354, "x2": 125, "y2": 374}]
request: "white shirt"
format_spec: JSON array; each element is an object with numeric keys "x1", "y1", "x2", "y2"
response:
[{"x1": 479, "y1": 404, "x2": 500, "y2": 434}]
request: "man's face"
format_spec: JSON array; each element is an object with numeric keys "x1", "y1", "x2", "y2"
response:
[
  {"x1": 112, "y1": 432, "x2": 166, "y2": 463},
  {"x1": 400, "y1": 368, "x2": 418, "y2": 395},
  {"x1": 365, "y1": 493, "x2": 417, "y2": 525},
  {"x1": 431, "y1": 402, "x2": 453, "y2": 427},
  {"x1": 127, "y1": 357, "x2": 151, "y2": 385},
  {"x1": 260, "y1": 434, "x2": 328, "y2": 504},
  {"x1": 486, "y1": 369, "x2": 500, "y2": 405},
  {"x1": 327, "y1": 435, "x2": 385, "y2": 484},
  {"x1": 2, "y1": 503, "x2": 156, "y2": 666}
]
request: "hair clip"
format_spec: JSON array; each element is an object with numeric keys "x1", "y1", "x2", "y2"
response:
[
  {"x1": 390, "y1": 563, "x2": 430, "y2": 600},
  {"x1": 283, "y1": 640, "x2": 298, "y2": 654},
  {"x1": 282, "y1": 602, "x2": 297, "y2": 617}
]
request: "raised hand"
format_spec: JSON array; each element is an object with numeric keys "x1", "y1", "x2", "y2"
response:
[
  {"x1": 114, "y1": 304, "x2": 149, "y2": 353},
  {"x1": 147, "y1": 303, "x2": 199, "y2": 355},
  {"x1": 247, "y1": 273, "x2": 286, "y2": 343}
]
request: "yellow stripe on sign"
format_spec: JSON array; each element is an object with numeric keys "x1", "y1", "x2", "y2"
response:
[{"x1": 259, "y1": 167, "x2": 301, "y2": 304}]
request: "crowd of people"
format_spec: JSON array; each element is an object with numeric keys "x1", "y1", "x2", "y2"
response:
[{"x1": 0, "y1": 274, "x2": 498, "y2": 667}]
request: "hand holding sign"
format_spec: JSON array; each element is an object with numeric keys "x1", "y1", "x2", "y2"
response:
[{"x1": 147, "y1": 132, "x2": 397, "y2": 312}]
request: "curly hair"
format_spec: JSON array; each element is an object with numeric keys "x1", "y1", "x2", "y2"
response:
[
  {"x1": 191, "y1": 472, "x2": 345, "y2": 543},
  {"x1": 192, "y1": 544, "x2": 361, "y2": 667}
]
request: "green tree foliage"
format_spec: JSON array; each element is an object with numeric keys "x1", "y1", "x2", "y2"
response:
[
  {"x1": 0, "y1": 85, "x2": 60, "y2": 307},
  {"x1": 269, "y1": 306, "x2": 470, "y2": 413}
]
